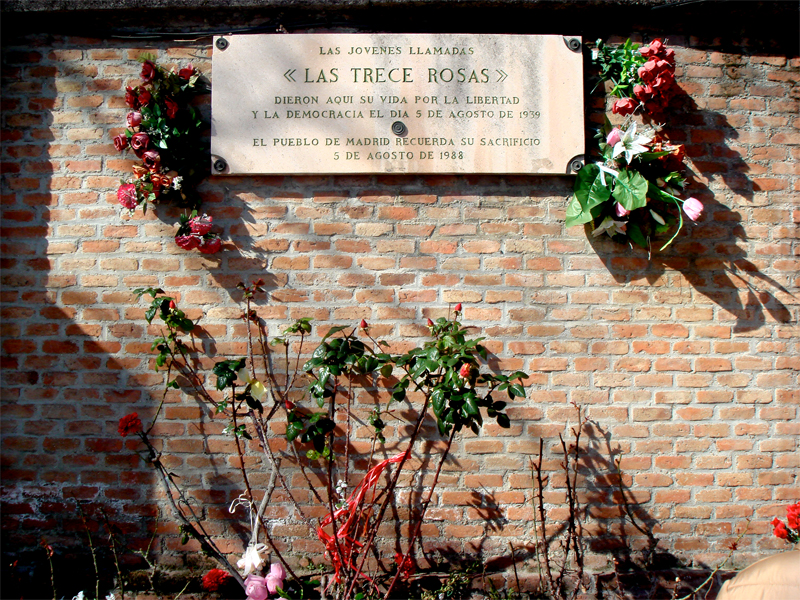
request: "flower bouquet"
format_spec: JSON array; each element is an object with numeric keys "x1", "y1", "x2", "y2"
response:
[
  {"x1": 113, "y1": 57, "x2": 220, "y2": 252},
  {"x1": 566, "y1": 118, "x2": 702, "y2": 251}
]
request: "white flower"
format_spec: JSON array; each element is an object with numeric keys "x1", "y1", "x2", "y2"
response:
[
  {"x1": 171, "y1": 176, "x2": 183, "y2": 190},
  {"x1": 612, "y1": 122, "x2": 652, "y2": 164},
  {"x1": 237, "y1": 542, "x2": 268, "y2": 576},
  {"x1": 72, "y1": 593, "x2": 85, "y2": 600},
  {"x1": 106, "y1": 594, "x2": 117, "y2": 600},
  {"x1": 237, "y1": 368, "x2": 267, "y2": 401},
  {"x1": 596, "y1": 162, "x2": 619, "y2": 187},
  {"x1": 592, "y1": 216, "x2": 628, "y2": 238}
]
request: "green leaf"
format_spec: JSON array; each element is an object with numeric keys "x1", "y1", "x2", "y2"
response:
[
  {"x1": 627, "y1": 223, "x2": 648, "y2": 249},
  {"x1": 464, "y1": 396, "x2": 479, "y2": 416},
  {"x1": 612, "y1": 169, "x2": 648, "y2": 211},
  {"x1": 496, "y1": 413, "x2": 511, "y2": 428}
]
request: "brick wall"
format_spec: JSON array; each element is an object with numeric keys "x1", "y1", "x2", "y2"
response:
[{"x1": 1, "y1": 3, "x2": 799, "y2": 595}]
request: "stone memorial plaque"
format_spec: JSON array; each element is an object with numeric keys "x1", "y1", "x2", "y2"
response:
[{"x1": 211, "y1": 34, "x2": 584, "y2": 175}]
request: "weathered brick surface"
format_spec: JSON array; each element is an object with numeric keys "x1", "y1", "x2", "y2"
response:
[{"x1": 0, "y1": 15, "x2": 798, "y2": 596}]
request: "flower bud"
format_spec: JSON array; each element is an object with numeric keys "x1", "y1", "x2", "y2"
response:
[
  {"x1": 454, "y1": 303, "x2": 462, "y2": 312},
  {"x1": 168, "y1": 300, "x2": 176, "y2": 309},
  {"x1": 426, "y1": 318, "x2": 434, "y2": 327},
  {"x1": 359, "y1": 319, "x2": 368, "y2": 329},
  {"x1": 458, "y1": 363, "x2": 472, "y2": 379}
]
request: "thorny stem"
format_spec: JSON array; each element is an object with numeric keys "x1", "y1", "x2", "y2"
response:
[
  {"x1": 230, "y1": 392, "x2": 255, "y2": 502},
  {"x1": 100, "y1": 508, "x2": 125, "y2": 600},
  {"x1": 383, "y1": 426, "x2": 457, "y2": 599},
  {"x1": 533, "y1": 438, "x2": 556, "y2": 598},
  {"x1": 343, "y1": 390, "x2": 432, "y2": 600},
  {"x1": 76, "y1": 501, "x2": 100, "y2": 600}
]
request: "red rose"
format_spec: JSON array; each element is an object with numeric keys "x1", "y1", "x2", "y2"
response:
[
  {"x1": 359, "y1": 319, "x2": 369, "y2": 329},
  {"x1": 640, "y1": 39, "x2": 665, "y2": 58},
  {"x1": 117, "y1": 183, "x2": 138, "y2": 209},
  {"x1": 127, "y1": 111, "x2": 142, "y2": 127},
  {"x1": 137, "y1": 88, "x2": 152, "y2": 107},
  {"x1": 140, "y1": 60, "x2": 157, "y2": 84},
  {"x1": 652, "y1": 71, "x2": 675, "y2": 91},
  {"x1": 178, "y1": 64, "x2": 195, "y2": 80},
  {"x1": 149, "y1": 173, "x2": 169, "y2": 198},
  {"x1": 663, "y1": 47, "x2": 675, "y2": 63},
  {"x1": 638, "y1": 60, "x2": 658, "y2": 83},
  {"x1": 125, "y1": 86, "x2": 138, "y2": 109},
  {"x1": 198, "y1": 236, "x2": 222, "y2": 255},
  {"x1": 175, "y1": 234, "x2": 200, "y2": 250},
  {"x1": 786, "y1": 502, "x2": 800, "y2": 530},
  {"x1": 612, "y1": 98, "x2": 637, "y2": 116},
  {"x1": 459, "y1": 363, "x2": 473, "y2": 379},
  {"x1": 164, "y1": 97, "x2": 179, "y2": 119},
  {"x1": 118, "y1": 412, "x2": 142, "y2": 437},
  {"x1": 142, "y1": 149, "x2": 161, "y2": 171},
  {"x1": 188, "y1": 214, "x2": 213, "y2": 235},
  {"x1": 202, "y1": 569, "x2": 232, "y2": 592},
  {"x1": 130, "y1": 132, "x2": 149, "y2": 152},
  {"x1": 634, "y1": 84, "x2": 653, "y2": 102},
  {"x1": 113, "y1": 133, "x2": 128, "y2": 152}
]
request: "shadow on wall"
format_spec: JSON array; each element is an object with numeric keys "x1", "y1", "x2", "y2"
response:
[{"x1": 584, "y1": 85, "x2": 793, "y2": 334}]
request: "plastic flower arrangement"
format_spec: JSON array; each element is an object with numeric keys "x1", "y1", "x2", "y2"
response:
[
  {"x1": 569, "y1": 38, "x2": 702, "y2": 251},
  {"x1": 594, "y1": 37, "x2": 677, "y2": 118},
  {"x1": 771, "y1": 502, "x2": 800, "y2": 543},
  {"x1": 113, "y1": 57, "x2": 220, "y2": 253},
  {"x1": 566, "y1": 117, "x2": 702, "y2": 251}
]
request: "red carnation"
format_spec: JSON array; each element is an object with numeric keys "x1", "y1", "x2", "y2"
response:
[
  {"x1": 140, "y1": 60, "x2": 157, "y2": 84},
  {"x1": 175, "y1": 234, "x2": 200, "y2": 250},
  {"x1": 772, "y1": 518, "x2": 789, "y2": 540},
  {"x1": 118, "y1": 412, "x2": 142, "y2": 437},
  {"x1": 188, "y1": 214, "x2": 213, "y2": 235},
  {"x1": 202, "y1": 568, "x2": 232, "y2": 592},
  {"x1": 198, "y1": 236, "x2": 222, "y2": 255},
  {"x1": 612, "y1": 98, "x2": 637, "y2": 116},
  {"x1": 117, "y1": 183, "x2": 138, "y2": 210}
]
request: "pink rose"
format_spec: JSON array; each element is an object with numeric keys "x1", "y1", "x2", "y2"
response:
[
  {"x1": 459, "y1": 363, "x2": 472, "y2": 379},
  {"x1": 615, "y1": 203, "x2": 630, "y2": 218},
  {"x1": 265, "y1": 562, "x2": 286, "y2": 595},
  {"x1": 612, "y1": 98, "x2": 637, "y2": 116},
  {"x1": 198, "y1": 236, "x2": 222, "y2": 255},
  {"x1": 127, "y1": 111, "x2": 142, "y2": 127},
  {"x1": 140, "y1": 60, "x2": 157, "y2": 83},
  {"x1": 175, "y1": 234, "x2": 200, "y2": 250},
  {"x1": 188, "y1": 214, "x2": 213, "y2": 235},
  {"x1": 606, "y1": 127, "x2": 622, "y2": 147},
  {"x1": 113, "y1": 133, "x2": 128, "y2": 152},
  {"x1": 117, "y1": 183, "x2": 138, "y2": 209},
  {"x1": 165, "y1": 97, "x2": 178, "y2": 119},
  {"x1": 130, "y1": 132, "x2": 149, "y2": 151},
  {"x1": 178, "y1": 64, "x2": 195, "y2": 80},
  {"x1": 142, "y1": 149, "x2": 161, "y2": 171},
  {"x1": 682, "y1": 197, "x2": 703, "y2": 221},
  {"x1": 244, "y1": 574, "x2": 269, "y2": 600}
]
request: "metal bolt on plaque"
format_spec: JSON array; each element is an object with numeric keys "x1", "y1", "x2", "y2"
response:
[
  {"x1": 216, "y1": 37, "x2": 229, "y2": 51},
  {"x1": 391, "y1": 121, "x2": 408, "y2": 137}
]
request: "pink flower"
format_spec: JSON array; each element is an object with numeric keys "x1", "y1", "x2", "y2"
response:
[
  {"x1": 459, "y1": 363, "x2": 472, "y2": 379},
  {"x1": 606, "y1": 128, "x2": 622, "y2": 147},
  {"x1": 612, "y1": 98, "x2": 637, "y2": 116},
  {"x1": 130, "y1": 132, "x2": 149, "y2": 152},
  {"x1": 127, "y1": 111, "x2": 142, "y2": 127},
  {"x1": 117, "y1": 183, "x2": 138, "y2": 209},
  {"x1": 638, "y1": 60, "x2": 658, "y2": 83},
  {"x1": 244, "y1": 574, "x2": 269, "y2": 600},
  {"x1": 113, "y1": 133, "x2": 128, "y2": 152},
  {"x1": 265, "y1": 562, "x2": 286, "y2": 594},
  {"x1": 682, "y1": 197, "x2": 703, "y2": 221},
  {"x1": 188, "y1": 214, "x2": 213, "y2": 235},
  {"x1": 175, "y1": 234, "x2": 200, "y2": 250},
  {"x1": 198, "y1": 236, "x2": 222, "y2": 255},
  {"x1": 140, "y1": 60, "x2": 157, "y2": 83},
  {"x1": 615, "y1": 203, "x2": 630, "y2": 218}
]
